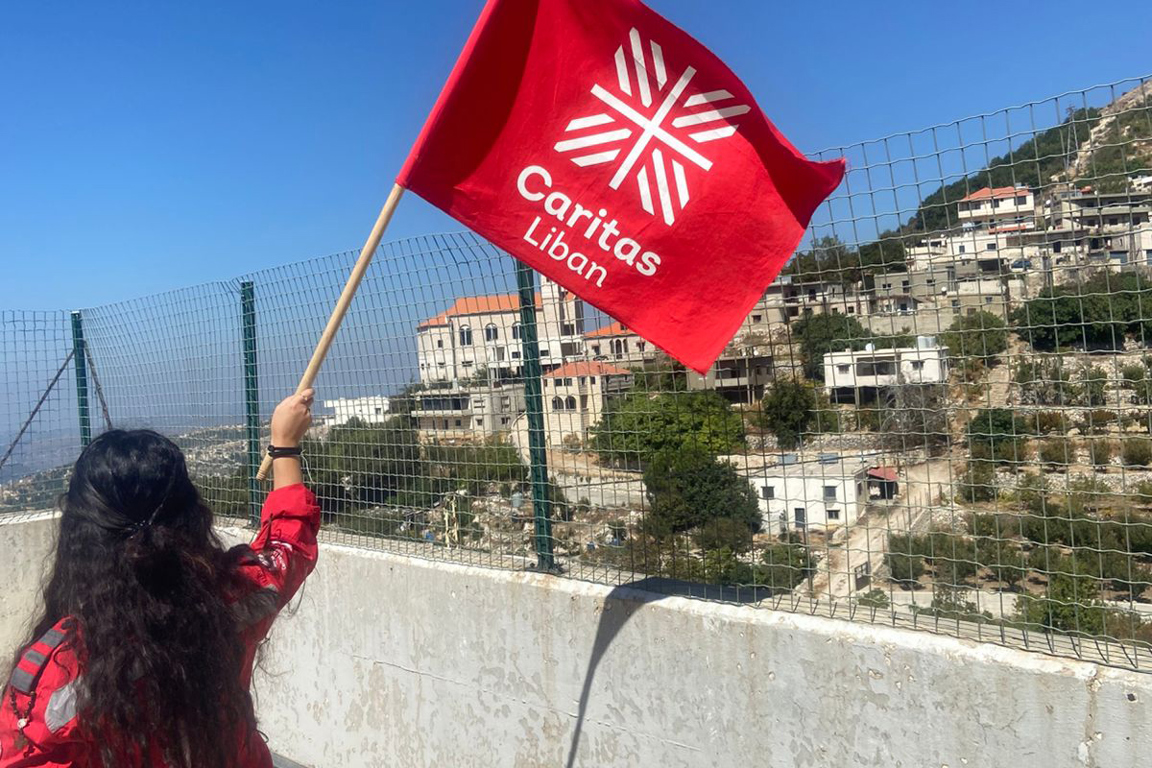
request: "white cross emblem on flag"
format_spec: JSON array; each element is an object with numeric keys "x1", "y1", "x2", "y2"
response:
[{"x1": 553, "y1": 28, "x2": 750, "y2": 226}]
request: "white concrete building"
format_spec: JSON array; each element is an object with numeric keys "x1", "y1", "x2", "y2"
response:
[
  {"x1": 957, "y1": 186, "x2": 1036, "y2": 229},
  {"x1": 748, "y1": 454, "x2": 871, "y2": 532},
  {"x1": 416, "y1": 277, "x2": 585, "y2": 385},
  {"x1": 824, "y1": 338, "x2": 948, "y2": 402},
  {"x1": 541, "y1": 361, "x2": 632, "y2": 447},
  {"x1": 583, "y1": 321, "x2": 657, "y2": 365},
  {"x1": 411, "y1": 384, "x2": 526, "y2": 442},
  {"x1": 324, "y1": 396, "x2": 390, "y2": 427}
]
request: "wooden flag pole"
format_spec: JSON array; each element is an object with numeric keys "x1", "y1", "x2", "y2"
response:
[{"x1": 255, "y1": 183, "x2": 406, "y2": 481}]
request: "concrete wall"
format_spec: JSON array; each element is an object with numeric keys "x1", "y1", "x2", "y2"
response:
[
  {"x1": 0, "y1": 513, "x2": 57, "y2": 655},
  {"x1": 4, "y1": 513, "x2": 1152, "y2": 767}
]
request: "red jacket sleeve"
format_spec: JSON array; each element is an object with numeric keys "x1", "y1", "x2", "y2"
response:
[
  {"x1": 231, "y1": 483, "x2": 321, "y2": 641},
  {"x1": 0, "y1": 625, "x2": 83, "y2": 767}
]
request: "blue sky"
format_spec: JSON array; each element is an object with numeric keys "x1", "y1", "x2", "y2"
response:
[{"x1": 2, "y1": 0, "x2": 1149, "y2": 310}]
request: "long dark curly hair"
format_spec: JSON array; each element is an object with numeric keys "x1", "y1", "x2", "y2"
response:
[{"x1": 15, "y1": 430, "x2": 255, "y2": 768}]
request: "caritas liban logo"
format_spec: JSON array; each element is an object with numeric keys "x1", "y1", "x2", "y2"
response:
[{"x1": 514, "y1": 27, "x2": 749, "y2": 288}]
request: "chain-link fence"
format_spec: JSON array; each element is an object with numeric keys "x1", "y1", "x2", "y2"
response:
[{"x1": 4, "y1": 74, "x2": 1152, "y2": 670}]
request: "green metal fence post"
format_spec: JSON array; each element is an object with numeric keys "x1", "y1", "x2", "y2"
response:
[
  {"x1": 70, "y1": 311, "x2": 91, "y2": 448},
  {"x1": 515, "y1": 262, "x2": 556, "y2": 571},
  {"x1": 241, "y1": 281, "x2": 262, "y2": 525}
]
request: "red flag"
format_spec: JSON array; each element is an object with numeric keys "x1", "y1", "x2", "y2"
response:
[{"x1": 399, "y1": 0, "x2": 844, "y2": 373}]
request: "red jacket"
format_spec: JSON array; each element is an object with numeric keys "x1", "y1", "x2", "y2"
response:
[{"x1": 0, "y1": 483, "x2": 321, "y2": 767}]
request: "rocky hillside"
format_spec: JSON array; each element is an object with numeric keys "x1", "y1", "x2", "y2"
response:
[{"x1": 905, "y1": 81, "x2": 1152, "y2": 236}]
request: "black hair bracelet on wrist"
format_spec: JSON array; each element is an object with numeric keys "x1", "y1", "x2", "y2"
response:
[{"x1": 267, "y1": 445, "x2": 303, "y2": 459}]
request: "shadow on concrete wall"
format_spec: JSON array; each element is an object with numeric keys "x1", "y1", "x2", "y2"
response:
[{"x1": 564, "y1": 577, "x2": 767, "y2": 768}]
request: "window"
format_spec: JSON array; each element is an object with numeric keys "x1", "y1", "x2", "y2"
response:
[
  {"x1": 552, "y1": 396, "x2": 564, "y2": 411},
  {"x1": 454, "y1": 419, "x2": 462, "y2": 427},
  {"x1": 565, "y1": 396, "x2": 577, "y2": 410},
  {"x1": 437, "y1": 339, "x2": 444, "y2": 349},
  {"x1": 501, "y1": 396, "x2": 511, "y2": 410},
  {"x1": 564, "y1": 378, "x2": 573, "y2": 386},
  {"x1": 591, "y1": 344, "x2": 601, "y2": 355},
  {"x1": 638, "y1": 341, "x2": 646, "y2": 352},
  {"x1": 462, "y1": 360, "x2": 474, "y2": 368},
  {"x1": 761, "y1": 486, "x2": 775, "y2": 500},
  {"x1": 485, "y1": 324, "x2": 499, "y2": 342},
  {"x1": 823, "y1": 485, "x2": 837, "y2": 501},
  {"x1": 911, "y1": 361, "x2": 924, "y2": 371},
  {"x1": 580, "y1": 394, "x2": 588, "y2": 411},
  {"x1": 901, "y1": 280, "x2": 910, "y2": 288},
  {"x1": 993, "y1": 199, "x2": 1002, "y2": 208},
  {"x1": 827, "y1": 509, "x2": 841, "y2": 521},
  {"x1": 1016, "y1": 196, "x2": 1027, "y2": 205},
  {"x1": 374, "y1": 407, "x2": 382, "y2": 415},
  {"x1": 787, "y1": 307, "x2": 799, "y2": 317},
  {"x1": 958, "y1": 245, "x2": 966, "y2": 254},
  {"x1": 540, "y1": 348, "x2": 550, "y2": 357},
  {"x1": 590, "y1": 376, "x2": 597, "y2": 385},
  {"x1": 986, "y1": 242, "x2": 997, "y2": 251},
  {"x1": 985, "y1": 296, "x2": 994, "y2": 304},
  {"x1": 459, "y1": 325, "x2": 473, "y2": 346},
  {"x1": 752, "y1": 314, "x2": 762, "y2": 323},
  {"x1": 512, "y1": 323, "x2": 521, "y2": 340},
  {"x1": 475, "y1": 417, "x2": 484, "y2": 427},
  {"x1": 578, "y1": 376, "x2": 586, "y2": 385},
  {"x1": 837, "y1": 364, "x2": 850, "y2": 374},
  {"x1": 501, "y1": 417, "x2": 509, "y2": 425}
]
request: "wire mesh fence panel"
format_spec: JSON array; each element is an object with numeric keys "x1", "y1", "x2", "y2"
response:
[
  {"x1": 0, "y1": 310, "x2": 77, "y2": 513},
  {"x1": 3, "y1": 74, "x2": 1152, "y2": 670}
]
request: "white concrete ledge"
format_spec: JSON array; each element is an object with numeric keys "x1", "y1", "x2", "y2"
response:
[
  {"x1": 236, "y1": 531, "x2": 1152, "y2": 768},
  {"x1": 3, "y1": 515, "x2": 1149, "y2": 768}
]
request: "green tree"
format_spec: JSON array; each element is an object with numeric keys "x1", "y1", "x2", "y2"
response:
[
  {"x1": 885, "y1": 534, "x2": 927, "y2": 587},
  {"x1": 759, "y1": 377, "x2": 817, "y2": 450},
  {"x1": 941, "y1": 310, "x2": 1008, "y2": 364},
  {"x1": 1039, "y1": 438, "x2": 1074, "y2": 470},
  {"x1": 303, "y1": 416, "x2": 427, "y2": 513},
  {"x1": 643, "y1": 447, "x2": 761, "y2": 538},
  {"x1": 1013, "y1": 272, "x2": 1152, "y2": 352},
  {"x1": 592, "y1": 390, "x2": 745, "y2": 467},
  {"x1": 1018, "y1": 565, "x2": 1106, "y2": 635},
  {"x1": 755, "y1": 542, "x2": 814, "y2": 592},
  {"x1": 791, "y1": 313, "x2": 871, "y2": 381},
  {"x1": 1015, "y1": 356, "x2": 1079, "y2": 406},
  {"x1": 1123, "y1": 439, "x2": 1152, "y2": 467},
  {"x1": 1088, "y1": 439, "x2": 1114, "y2": 471},
  {"x1": 1076, "y1": 364, "x2": 1109, "y2": 408},
  {"x1": 967, "y1": 408, "x2": 1027, "y2": 465},
  {"x1": 957, "y1": 460, "x2": 997, "y2": 503}
]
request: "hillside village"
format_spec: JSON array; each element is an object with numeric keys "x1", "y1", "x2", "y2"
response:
[
  {"x1": 292, "y1": 82, "x2": 1152, "y2": 637},
  {"x1": 5, "y1": 82, "x2": 1152, "y2": 641}
]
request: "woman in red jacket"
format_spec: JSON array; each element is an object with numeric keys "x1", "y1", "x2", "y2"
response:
[{"x1": 1, "y1": 390, "x2": 319, "y2": 768}]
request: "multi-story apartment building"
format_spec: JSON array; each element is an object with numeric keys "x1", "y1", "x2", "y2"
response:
[
  {"x1": 823, "y1": 338, "x2": 949, "y2": 403},
  {"x1": 686, "y1": 350, "x2": 776, "y2": 405},
  {"x1": 416, "y1": 277, "x2": 585, "y2": 384},
  {"x1": 411, "y1": 383, "x2": 526, "y2": 442},
  {"x1": 1042, "y1": 188, "x2": 1152, "y2": 274},
  {"x1": 323, "y1": 396, "x2": 391, "y2": 427},
  {"x1": 583, "y1": 322, "x2": 657, "y2": 365},
  {"x1": 541, "y1": 361, "x2": 632, "y2": 447}
]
